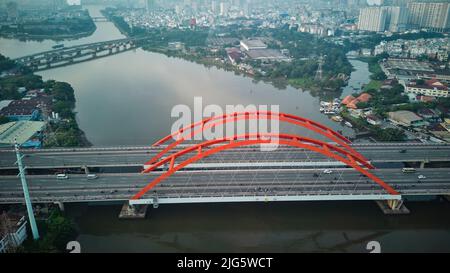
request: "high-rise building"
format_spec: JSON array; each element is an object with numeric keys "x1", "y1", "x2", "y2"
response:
[
  {"x1": 6, "y1": 1, "x2": 18, "y2": 22},
  {"x1": 357, "y1": 7, "x2": 387, "y2": 32},
  {"x1": 407, "y1": 1, "x2": 450, "y2": 32},
  {"x1": 358, "y1": 5, "x2": 410, "y2": 32},
  {"x1": 211, "y1": 0, "x2": 218, "y2": 14},
  {"x1": 385, "y1": 6, "x2": 409, "y2": 32},
  {"x1": 146, "y1": 0, "x2": 156, "y2": 13},
  {"x1": 220, "y1": 2, "x2": 228, "y2": 16}
]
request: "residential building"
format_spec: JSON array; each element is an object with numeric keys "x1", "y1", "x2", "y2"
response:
[
  {"x1": 388, "y1": 110, "x2": 425, "y2": 127},
  {"x1": 407, "y1": 1, "x2": 450, "y2": 32},
  {"x1": 342, "y1": 93, "x2": 372, "y2": 109},
  {"x1": 366, "y1": 114, "x2": 383, "y2": 125},
  {"x1": 384, "y1": 6, "x2": 409, "y2": 32},
  {"x1": 357, "y1": 7, "x2": 387, "y2": 32},
  {"x1": 240, "y1": 39, "x2": 267, "y2": 51},
  {"x1": 405, "y1": 79, "x2": 449, "y2": 98},
  {"x1": 0, "y1": 214, "x2": 28, "y2": 253}
]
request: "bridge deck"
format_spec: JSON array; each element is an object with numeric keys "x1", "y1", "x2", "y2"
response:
[
  {"x1": 0, "y1": 168, "x2": 449, "y2": 204},
  {"x1": 1, "y1": 143, "x2": 449, "y2": 170}
]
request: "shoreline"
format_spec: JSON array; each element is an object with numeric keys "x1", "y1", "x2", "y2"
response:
[{"x1": 0, "y1": 28, "x2": 97, "y2": 42}]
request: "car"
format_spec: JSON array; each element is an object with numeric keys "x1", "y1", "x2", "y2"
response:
[
  {"x1": 56, "y1": 174, "x2": 69, "y2": 180},
  {"x1": 86, "y1": 174, "x2": 98, "y2": 180},
  {"x1": 323, "y1": 169, "x2": 333, "y2": 174},
  {"x1": 418, "y1": 175, "x2": 426, "y2": 179},
  {"x1": 399, "y1": 149, "x2": 407, "y2": 153}
]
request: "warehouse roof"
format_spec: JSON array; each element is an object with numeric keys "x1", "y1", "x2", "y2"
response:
[{"x1": 0, "y1": 121, "x2": 46, "y2": 146}]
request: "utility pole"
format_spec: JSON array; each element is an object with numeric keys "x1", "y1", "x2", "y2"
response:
[
  {"x1": 314, "y1": 55, "x2": 324, "y2": 81},
  {"x1": 14, "y1": 141, "x2": 39, "y2": 240}
]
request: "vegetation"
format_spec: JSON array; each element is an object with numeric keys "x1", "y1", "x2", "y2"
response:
[
  {"x1": 341, "y1": 110, "x2": 405, "y2": 141},
  {"x1": 0, "y1": 74, "x2": 44, "y2": 100},
  {"x1": 363, "y1": 80, "x2": 382, "y2": 92},
  {"x1": 0, "y1": 53, "x2": 86, "y2": 147},
  {"x1": 371, "y1": 127, "x2": 406, "y2": 142},
  {"x1": 0, "y1": 10, "x2": 95, "y2": 38},
  {"x1": 43, "y1": 80, "x2": 85, "y2": 147},
  {"x1": 358, "y1": 54, "x2": 388, "y2": 81},
  {"x1": 0, "y1": 54, "x2": 16, "y2": 72},
  {"x1": 20, "y1": 208, "x2": 77, "y2": 253},
  {"x1": 115, "y1": 20, "x2": 353, "y2": 94},
  {"x1": 343, "y1": 31, "x2": 444, "y2": 52},
  {"x1": 0, "y1": 115, "x2": 10, "y2": 124}
]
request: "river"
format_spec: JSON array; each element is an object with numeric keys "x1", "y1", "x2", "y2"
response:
[{"x1": 1, "y1": 5, "x2": 450, "y2": 253}]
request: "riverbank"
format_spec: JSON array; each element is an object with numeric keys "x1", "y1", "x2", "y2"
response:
[
  {"x1": 0, "y1": 54, "x2": 91, "y2": 148},
  {"x1": 105, "y1": 12, "x2": 351, "y2": 99},
  {"x1": 0, "y1": 28, "x2": 97, "y2": 42}
]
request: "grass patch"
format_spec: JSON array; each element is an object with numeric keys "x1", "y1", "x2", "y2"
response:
[{"x1": 363, "y1": 80, "x2": 382, "y2": 91}]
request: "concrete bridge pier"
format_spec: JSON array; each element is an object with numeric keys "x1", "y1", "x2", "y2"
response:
[
  {"x1": 54, "y1": 201, "x2": 65, "y2": 212},
  {"x1": 82, "y1": 165, "x2": 89, "y2": 175},
  {"x1": 420, "y1": 161, "x2": 428, "y2": 169},
  {"x1": 376, "y1": 199, "x2": 409, "y2": 215},
  {"x1": 118, "y1": 201, "x2": 148, "y2": 219}
]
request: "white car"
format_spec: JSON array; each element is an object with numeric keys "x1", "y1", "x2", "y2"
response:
[
  {"x1": 418, "y1": 175, "x2": 426, "y2": 179},
  {"x1": 56, "y1": 174, "x2": 69, "y2": 180},
  {"x1": 86, "y1": 174, "x2": 98, "y2": 180},
  {"x1": 323, "y1": 169, "x2": 333, "y2": 174}
]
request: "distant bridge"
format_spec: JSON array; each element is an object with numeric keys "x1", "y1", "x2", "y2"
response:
[
  {"x1": 91, "y1": 16, "x2": 109, "y2": 22},
  {"x1": 13, "y1": 37, "x2": 151, "y2": 72}
]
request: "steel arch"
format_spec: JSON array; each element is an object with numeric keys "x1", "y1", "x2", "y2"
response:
[
  {"x1": 147, "y1": 111, "x2": 370, "y2": 167},
  {"x1": 133, "y1": 133, "x2": 398, "y2": 200}
]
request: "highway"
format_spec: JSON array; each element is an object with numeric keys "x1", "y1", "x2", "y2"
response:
[
  {"x1": 1, "y1": 168, "x2": 449, "y2": 204},
  {"x1": 1, "y1": 143, "x2": 450, "y2": 170}
]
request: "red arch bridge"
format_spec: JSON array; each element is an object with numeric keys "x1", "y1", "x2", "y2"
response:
[
  {"x1": 127, "y1": 111, "x2": 405, "y2": 211},
  {"x1": 5, "y1": 111, "x2": 450, "y2": 212}
]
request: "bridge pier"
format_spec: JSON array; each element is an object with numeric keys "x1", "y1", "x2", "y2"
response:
[
  {"x1": 420, "y1": 161, "x2": 428, "y2": 169},
  {"x1": 376, "y1": 199, "x2": 409, "y2": 215},
  {"x1": 118, "y1": 201, "x2": 148, "y2": 219},
  {"x1": 54, "y1": 201, "x2": 65, "y2": 212}
]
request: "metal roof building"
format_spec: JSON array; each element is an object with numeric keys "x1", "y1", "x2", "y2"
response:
[{"x1": 0, "y1": 121, "x2": 46, "y2": 147}]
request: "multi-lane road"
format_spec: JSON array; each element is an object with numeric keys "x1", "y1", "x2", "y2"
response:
[
  {"x1": 1, "y1": 168, "x2": 449, "y2": 204},
  {"x1": 1, "y1": 143, "x2": 450, "y2": 170},
  {"x1": 1, "y1": 143, "x2": 449, "y2": 205}
]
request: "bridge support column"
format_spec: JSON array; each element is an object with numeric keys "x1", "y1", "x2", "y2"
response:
[
  {"x1": 420, "y1": 161, "x2": 427, "y2": 169},
  {"x1": 442, "y1": 195, "x2": 450, "y2": 202},
  {"x1": 54, "y1": 201, "x2": 65, "y2": 212},
  {"x1": 376, "y1": 199, "x2": 409, "y2": 215},
  {"x1": 118, "y1": 201, "x2": 148, "y2": 219}
]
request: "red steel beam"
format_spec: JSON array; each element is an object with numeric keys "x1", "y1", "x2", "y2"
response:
[
  {"x1": 143, "y1": 133, "x2": 373, "y2": 173},
  {"x1": 146, "y1": 112, "x2": 370, "y2": 166},
  {"x1": 132, "y1": 134, "x2": 397, "y2": 200}
]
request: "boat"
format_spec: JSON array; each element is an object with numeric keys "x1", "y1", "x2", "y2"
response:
[
  {"x1": 324, "y1": 110, "x2": 336, "y2": 115},
  {"x1": 344, "y1": 121, "x2": 353, "y2": 128},
  {"x1": 52, "y1": 44, "x2": 64, "y2": 49}
]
